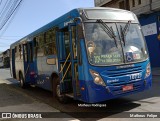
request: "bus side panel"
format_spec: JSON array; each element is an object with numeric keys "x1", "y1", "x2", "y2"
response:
[
  {"x1": 15, "y1": 59, "x2": 24, "y2": 80},
  {"x1": 35, "y1": 56, "x2": 43, "y2": 86},
  {"x1": 37, "y1": 55, "x2": 58, "y2": 91}
]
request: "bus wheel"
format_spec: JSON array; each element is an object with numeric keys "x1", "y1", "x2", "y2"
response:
[
  {"x1": 19, "y1": 73, "x2": 25, "y2": 88},
  {"x1": 54, "y1": 78, "x2": 68, "y2": 103}
]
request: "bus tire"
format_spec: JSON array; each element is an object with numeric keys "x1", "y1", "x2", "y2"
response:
[
  {"x1": 19, "y1": 73, "x2": 25, "y2": 88},
  {"x1": 53, "y1": 77, "x2": 68, "y2": 103}
]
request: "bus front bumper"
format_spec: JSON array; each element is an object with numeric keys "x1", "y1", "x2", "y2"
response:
[{"x1": 85, "y1": 76, "x2": 152, "y2": 103}]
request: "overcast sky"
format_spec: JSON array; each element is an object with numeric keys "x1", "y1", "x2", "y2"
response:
[{"x1": 0, "y1": 0, "x2": 94, "y2": 52}]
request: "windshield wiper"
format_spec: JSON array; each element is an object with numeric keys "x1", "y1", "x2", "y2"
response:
[
  {"x1": 120, "y1": 20, "x2": 131, "y2": 46},
  {"x1": 97, "y1": 19, "x2": 118, "y2": 48}
]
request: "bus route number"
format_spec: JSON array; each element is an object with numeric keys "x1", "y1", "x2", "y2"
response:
[{"x1": 129, "y1": 73, "x2": 142, "y2": 80}]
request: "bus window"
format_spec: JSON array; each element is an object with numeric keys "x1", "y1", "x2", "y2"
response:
[
  {"x1": 19, "y1": 44, "x2": 23, "y2": 59},
  {"x1": 64, "y1": 31, "x2": 70, "y2": 57},
  {"x1": 71, "y1": 26, "x2": 77, "y2": 59},
  {"x1": 45, "y1": 28, "x2": 56, "y2": 55},
  {"x1": 29, "y1": 43, "x2": 33, "y2": 62},
  {"x1": 23, "y1": 44, "x2": 28, "y2": 62},
  {"x1": 33, "y1": 37, "x2": 37, "y2": 58},
  {"x1": 15, "y1": 46, "x2": 18, "y2": 60},
  {"x1": 37, "y1": 34, "x2": 45, "y2": 57}
]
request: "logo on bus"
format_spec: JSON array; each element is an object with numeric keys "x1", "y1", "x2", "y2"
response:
[
  {"x1": 107, "y1": 79, "x2": 119, "y2": 83},
  {"x1": 64, "y1": 19, "x2": 74, "y2": 26}
]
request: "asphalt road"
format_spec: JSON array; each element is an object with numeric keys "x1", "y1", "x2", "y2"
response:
[{"x1": 0, "y1": 68, "x2": 160, "y2": 121}]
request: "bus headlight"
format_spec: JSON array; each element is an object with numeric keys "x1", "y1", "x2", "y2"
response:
[
  {"x1": 145, "y1": 63, "x2": 151, "y2": 78},
  {"x1": 90, "y1": 70, "x2": 106, "y2": 86}
]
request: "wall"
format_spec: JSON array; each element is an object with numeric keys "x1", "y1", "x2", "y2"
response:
[{"x1": 139, "y1": 12, "x2": 160, "y2": 67}]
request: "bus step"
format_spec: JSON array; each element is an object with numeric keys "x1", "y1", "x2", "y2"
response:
[
  {"x1": 30, "y1": 85, "x2": 36, "y2": 87},
  {"x1": 64, "y1": 79, "x2": 71, "y2": 82},
  {"x1": 65, "y1": 93, "x2": 74, "y2": 98},
  {"x1": 76, "y1": 93, "x2": 81, "y2": 97}
]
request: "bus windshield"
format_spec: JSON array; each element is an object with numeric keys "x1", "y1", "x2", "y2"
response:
[{"x1": 85, "y1": 22, "x2": 148, "y2": 65}]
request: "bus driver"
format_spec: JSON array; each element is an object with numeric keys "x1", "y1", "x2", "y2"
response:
[{"x1": 87, "y1": 24, "x2": 118, "y2": 56}]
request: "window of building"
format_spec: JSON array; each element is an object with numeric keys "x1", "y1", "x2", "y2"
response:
[
  {"x1": 126, "y1": 0, "x2": 130, "y2": 10},
  {"x1": 119, "y1": 1, "x2": 125, "y2": 9},
  {"x1": 138, "y1": 0, "x2": 141, "y2": 5},
  {"x1": 132, "y1": 0, "x2": 135, "y2": 7},
  {"x1": 0, "y1": 57, "x2": 3, "y2": 62}
]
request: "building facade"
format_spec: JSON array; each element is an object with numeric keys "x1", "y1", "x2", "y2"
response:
[
  {"x1": 0, "y1": 49, "x2": 10, "y2": 68},
  {"x1": 95, "y1": 0, "x2": 160, "y2": 67},
  {"x1": 3, "y1": 49, "x2": 10, "y2": 68}
]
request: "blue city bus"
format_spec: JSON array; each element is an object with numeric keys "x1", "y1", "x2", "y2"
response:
[{"x1": 10, "y1": 7, "x2": 152, "y2": 103}]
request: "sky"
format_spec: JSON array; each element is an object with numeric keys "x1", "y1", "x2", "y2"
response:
[{"x1": 0, "y1": 0, "x2": 94, "y2": 52}]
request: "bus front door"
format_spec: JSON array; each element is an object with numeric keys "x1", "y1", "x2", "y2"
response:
[{"x1": 57, "y1": 24, "x2": 80, "y2": 99}]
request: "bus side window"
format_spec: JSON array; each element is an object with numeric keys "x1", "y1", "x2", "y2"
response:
[
  {"x1": 45, "y1": 28, "x2": 56, "y2": 55},
  {"x1": 33, "y1": 37, "x2": 37, "y2": 58},
  {"x1": 77, "y1": 24, "x2": 83, "y2": 65},
  {"x1": 15, "y1": 46, "x2": 17, "y2": 60},
  {"x1": 37, "y1": 34, "x2": 45, "y2": 57},
  {"x1": 23, "y1": 44, "x2": 28, "y2": 62},
  {"x1": 71, "y1": 26, "x2": 77, "y2": 59},
  {"x1": 64, "y1": 31, "x2": 70, "y2": 58},
  {"x1": 29, "y1": 43, "x2": 33, "y2": 62},
  {"x1": 19, "y1": 44, "x2": 23, "y2": 59}
]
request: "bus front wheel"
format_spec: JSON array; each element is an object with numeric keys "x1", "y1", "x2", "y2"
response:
[{"x1": 53, "y1": 78, "x2": 68, "y2": 103}]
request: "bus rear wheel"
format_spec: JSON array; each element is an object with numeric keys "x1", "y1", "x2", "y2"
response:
[
  {"x1": 53, "y1": 78, "x2": 68, "y2": 103},
  {"x1": 19, "y1": 73, "x2": 25, "y2": 88}
]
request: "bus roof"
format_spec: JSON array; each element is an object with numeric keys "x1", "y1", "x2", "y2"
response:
[{"x1": 10, "y1": 7, "x2": 136, "y2": 48}]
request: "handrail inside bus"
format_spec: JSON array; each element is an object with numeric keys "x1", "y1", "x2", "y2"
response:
[
  {"x1": 59, "y1": 53, "x2": 70, "y2": 73},
  {"x1": 61, "y1": 62, "x2": 71, "y2": 83}
]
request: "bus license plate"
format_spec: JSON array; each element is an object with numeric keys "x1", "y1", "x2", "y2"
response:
[{"x1": 122, "y1": 85, "x2": 133, "y2": 91}]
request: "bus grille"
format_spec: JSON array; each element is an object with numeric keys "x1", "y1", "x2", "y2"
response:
[
  {"x1": 105, "y1": 66, "x2": 143, "y2": 86},
  {"x1": 106, "y1": 66, "x2": 142, "y2": 78}
]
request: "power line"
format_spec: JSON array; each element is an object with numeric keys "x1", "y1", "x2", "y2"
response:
[
  {"x1": 0, "y1": 38, "x2": 18, "y2": 40},
  {"x1": 0, "y1": 0, "x2": 2, "y2": 6},
  {"x1": 0, "y1": 0, "x2": 22, "y2": 30},
  {"x1": 0, "y1": 0, "x2": 10, "y2": 17},
  {"x1": 0, "y1": 1, "x2": 22, "y2": 36},
  {"x1": 0, "y1": 36, "x2": 23, "y2": 37},
  {"x1": 0, "y1": 0, "x2": 23, "y2": 51}
]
